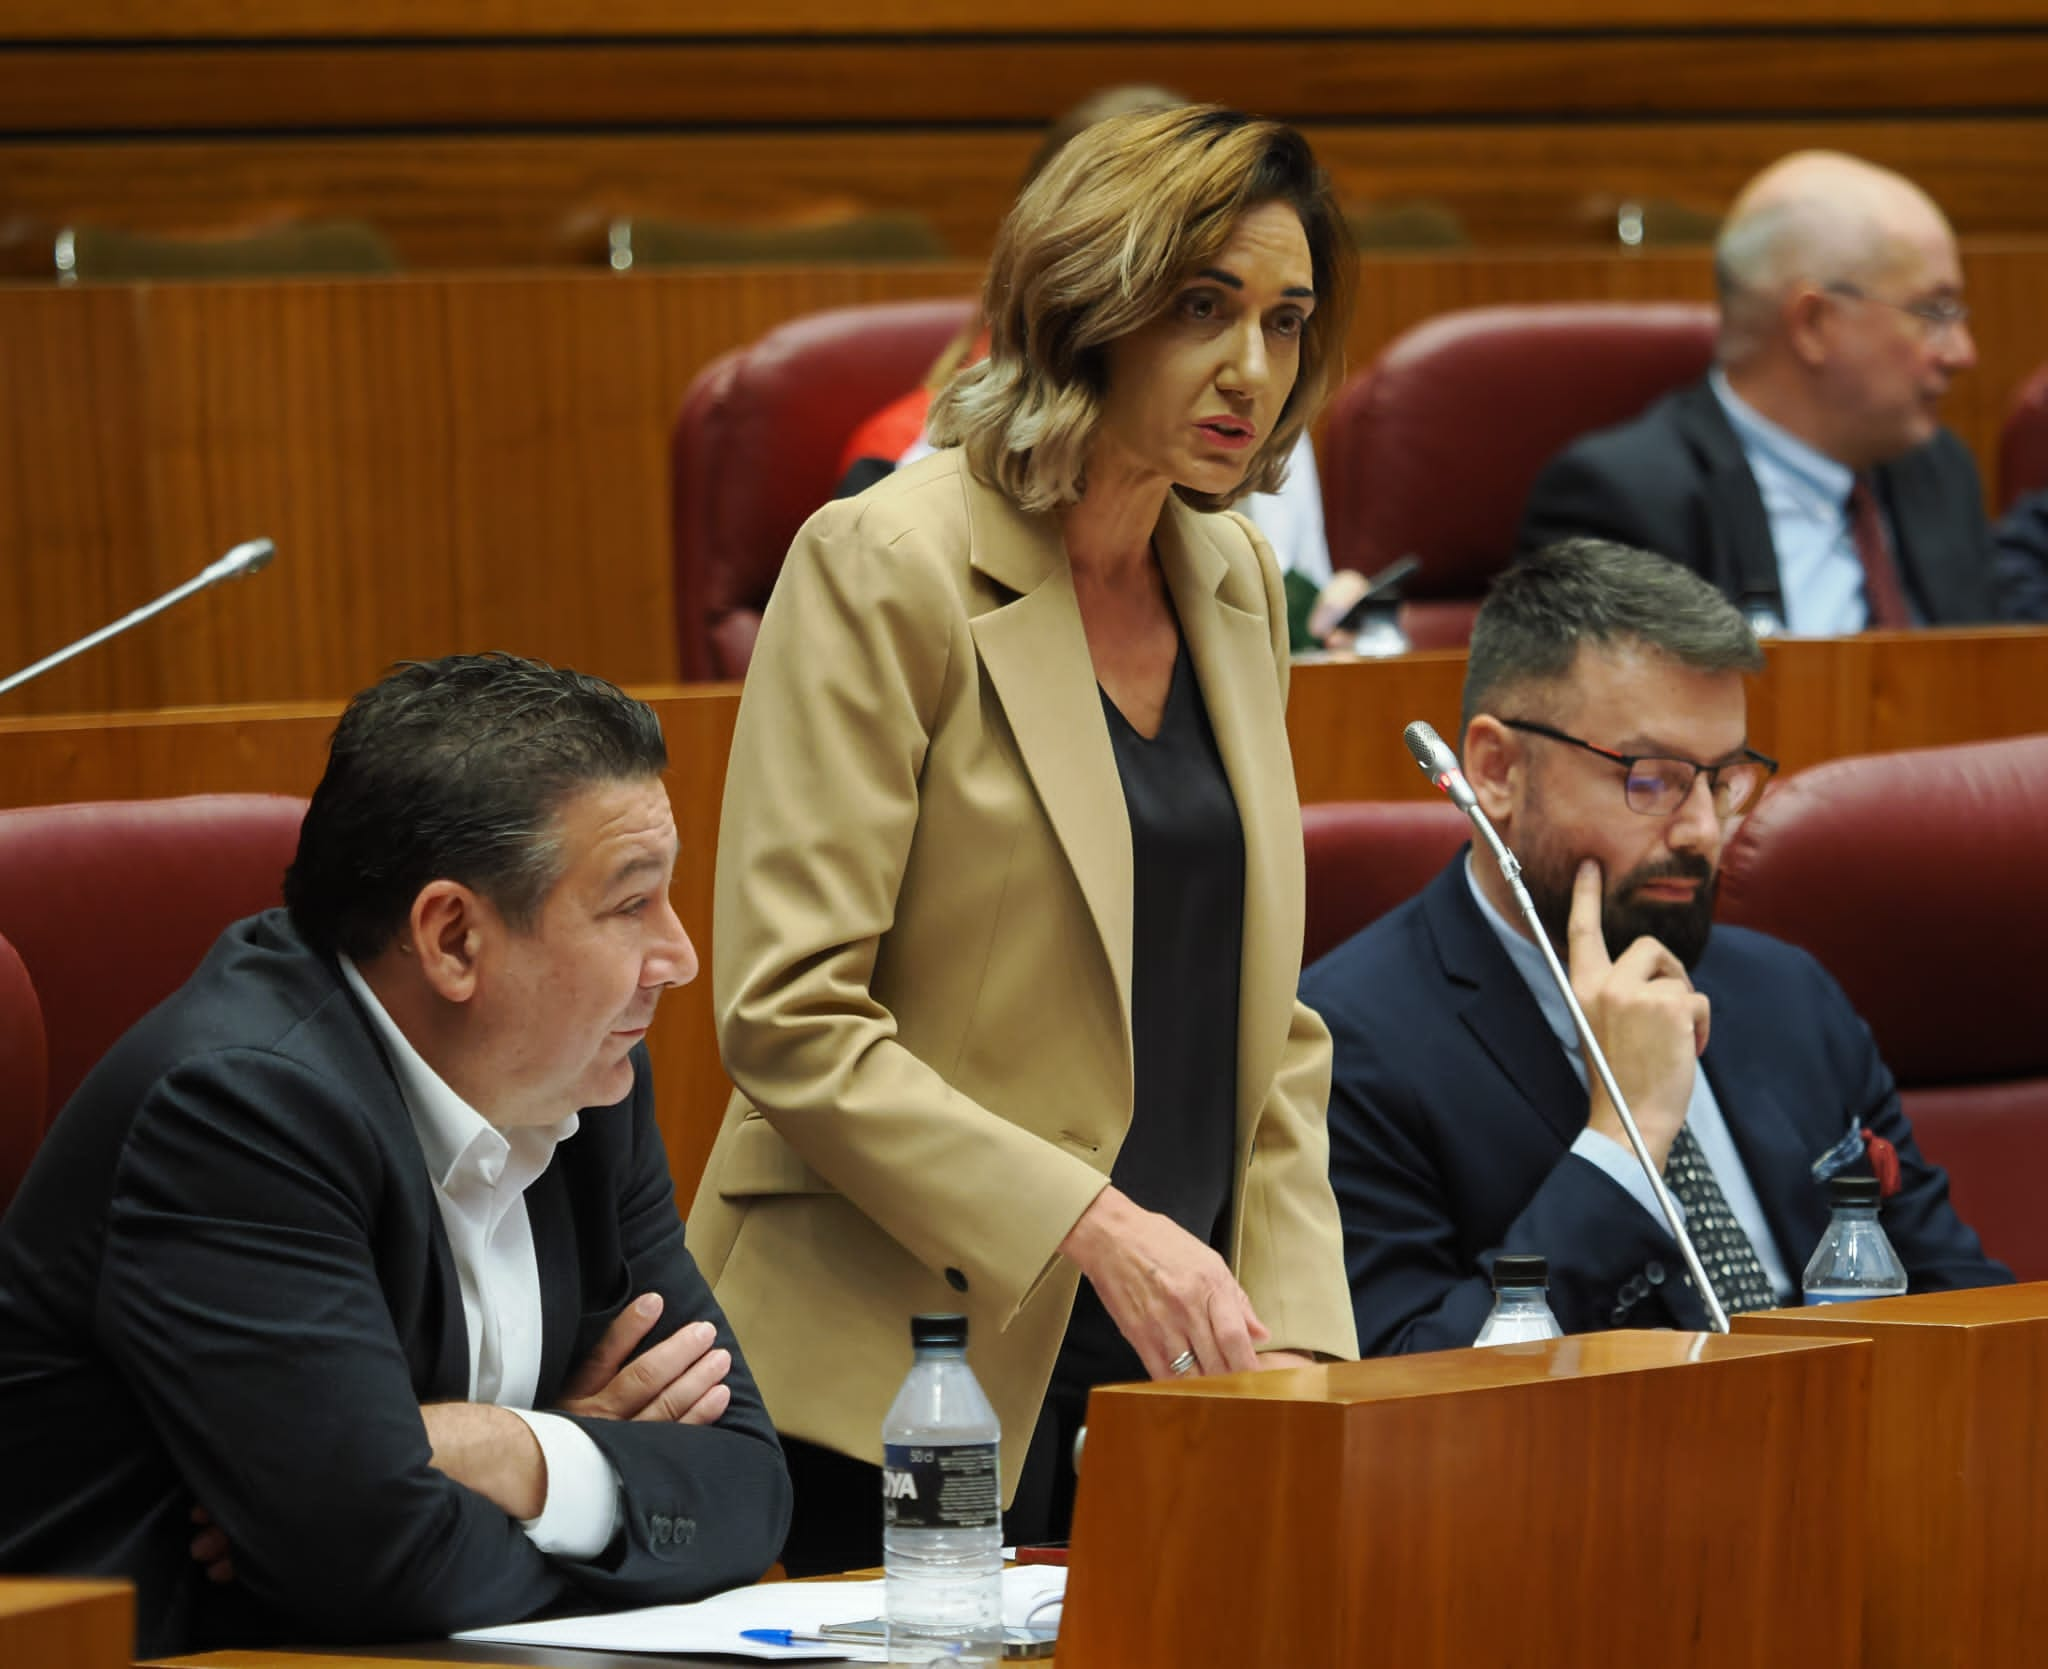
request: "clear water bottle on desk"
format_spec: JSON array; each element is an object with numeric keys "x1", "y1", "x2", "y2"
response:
[
  {"x1": 883, "y1": 1313, "x2": 1003, "y2": 1662},
  {"x1": 1803, "y1": 1175, "x2": 1909, "y2": 1304},
  {"x1": 1475, "y1": 1254, "x2": 1564, "y2": 1345}
]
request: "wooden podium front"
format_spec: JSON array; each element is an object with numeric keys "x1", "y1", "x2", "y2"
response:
[
  {"x1": 0, "y1": 1578, "x2": 131, "y2": 1668},
  {"x1": 1738, "y1": 1283, "x2": 2048, "y2": 1669},
  {"x1": 1059, "y1": 1332, "x2": 1868, "y2": 1669}
]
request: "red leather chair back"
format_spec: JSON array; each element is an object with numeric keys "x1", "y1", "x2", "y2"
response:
[
  {"x1": 1302, "y1": 800, "x2": 1472, "y2": 966},
  {"x1": 0, "y1": 795, "x2": 307, "y2": 1121},
  {"x1": 0, "y1": 930, "x2": 47, "y2": 1210},
  {"x1": 1322, "y1": 303, "x2": 1718, "y2": 644},
  {"x1": 1718, "y1": 734, "x2": 2048, "y2": 1278},
  {"x1": 1998, "y1": 359, "x2": 2048, "y2": 512},
  {"x1": 671, "y1": 297, "x2": 978, "y2": 682}
]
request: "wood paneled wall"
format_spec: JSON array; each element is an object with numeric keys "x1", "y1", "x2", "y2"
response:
[
  {"x1": 3, "y1": 5, "x2": 2046, "y2": 272},
  {"x1": 12, "y1": 0, "x2": 2048, "y2": 31},
  {"x1": 11, "y1": 121, "x2": 2048, "y2": 275},
  {"x1": 5, "y1": 634, "x2": 2044, "y2": 1201},
  {"x1": 6, "y1": 247, "x2": 2048, "y2": 719}
]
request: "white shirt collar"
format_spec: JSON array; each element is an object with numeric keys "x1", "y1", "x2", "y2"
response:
[
  {"x1": 1462, "y1": 853, "x2": 1580, "y2": 1051},
  {"x1": 337, "y1": 954, "x2": 578, "y2": 1193},
  {"x1": 1708, "y1": 367, "x2": 1854, "y2": 505}
]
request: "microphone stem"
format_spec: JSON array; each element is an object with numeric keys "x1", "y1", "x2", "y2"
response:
[
  {"x1": 0, "y1": 557, "x2": 246, "y2": 701},
  {"x1": 1464, "y1": 810, "x2": 1732, "y2": 1335}
]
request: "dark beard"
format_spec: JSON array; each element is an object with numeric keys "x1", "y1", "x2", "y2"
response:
[{"x1": 1524, "y1": 851, "x2": 1719, "y2": 971}]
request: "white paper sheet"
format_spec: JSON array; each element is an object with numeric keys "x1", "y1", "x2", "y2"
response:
[{"x1": 454, "y1": 1565, "x2": 1067, "y2": 1661}]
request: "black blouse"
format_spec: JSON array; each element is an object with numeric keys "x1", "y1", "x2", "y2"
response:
[{"x1": 1052, "y1": 635, "x2": 1247, "y2": 1392}]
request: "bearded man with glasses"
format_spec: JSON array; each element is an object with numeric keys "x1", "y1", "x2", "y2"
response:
[
  {"x1": 1303, "y1": 540, "x2": 2010, "y2": 1356},
  {"x1": 1519, "y1": 150, "x2": 2043, "y2": 632}
]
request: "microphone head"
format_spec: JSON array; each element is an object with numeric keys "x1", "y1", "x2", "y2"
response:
[
  {"x1": 1403, "y1": 720, "x2": 1456, "y2": 778},
  {"x1": 224, "y1": 537, "x2": 276, "y2": 577},
  {"x1": 1403, "y1": 719, "x2": 1478, "y2": 810},
  {"x1": 197, "y1": 538, "x2": 277, "y2": 589}
]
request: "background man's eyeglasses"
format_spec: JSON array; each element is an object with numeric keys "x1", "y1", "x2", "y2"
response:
[
  {"x1": 1499, "y1": 718, "x2": 1780, "y2": 817},
  {"x1": 1822, "y1": 280, "x2": 1971, "y2": 336}
]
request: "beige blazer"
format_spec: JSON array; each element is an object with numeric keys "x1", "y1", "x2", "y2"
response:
[{"x1": 687, "y1": 447, "x2": 1357, "y2": 1501}]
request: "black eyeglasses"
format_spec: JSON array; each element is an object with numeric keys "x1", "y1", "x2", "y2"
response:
[
  {"x1": 1822, "y1": 280, "x2": 1971, "y2": 337},
  {"x1": 1499, "y1": 719, "x2": 1779, "y2": 818}
]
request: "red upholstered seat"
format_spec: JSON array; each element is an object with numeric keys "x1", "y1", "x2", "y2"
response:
[
  {"x1": 1997, "y1": 359, "x2": 2048, "y2": 512},
  {"x1": 1320, "y1": 303, "x2": 1717, "y2": 649},
  {"x1": 0, "y1": 795, "x2": 306, "y2": 1124},
  {"x1": 1717, "y1": 734, "x2": 2048, "y2": 1279},
  {"x1": 1302, "y1": 800, "x2": 1471, "y2": 967},
  {"x1": 670, "y1": 296, "x2": 978, "y2": 682},
  {"x1": 0, "y1": 930, "x2": 47, "y2": 1210}
]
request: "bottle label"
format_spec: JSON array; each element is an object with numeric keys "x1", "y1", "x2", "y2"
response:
[{"x1": 882, "y1": 1441, "x2": 1000, "y2": 1531}]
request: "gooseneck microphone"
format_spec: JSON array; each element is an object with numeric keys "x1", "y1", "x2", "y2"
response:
[
  {"x1": 0, "y1": 537, "x2": 277, "y2": 702},
  {"x1": 1403, "y1": 720, "x2": 1730, "y2": 1335}
]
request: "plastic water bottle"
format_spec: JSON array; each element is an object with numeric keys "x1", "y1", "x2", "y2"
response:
[
  {"x1": 1802, "y1": 1175, "x2": 1909, "y2": 1304},
  {"x1": 883, "y1": 1313, "x2": 1003, "y2": 1661},
  {"x1": 1474, "y1": 1254, "x2": 1564, "y2": 1345}
]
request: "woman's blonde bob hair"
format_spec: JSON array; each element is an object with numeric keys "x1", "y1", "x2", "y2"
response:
[{"x1": 929, "y1": 104, "x2": 1355, "y2": 515}]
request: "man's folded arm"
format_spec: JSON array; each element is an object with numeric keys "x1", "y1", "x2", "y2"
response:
[
  {"x1": 1329, "y1": 1052, "x2": 1681, "y2": 1354},
  {"x1": 539, "y1": 1067, "x2": 792, "y2": 1604},
  {"x1": 99, "y1": 1051, "x2": 574, "y2": 1641}
]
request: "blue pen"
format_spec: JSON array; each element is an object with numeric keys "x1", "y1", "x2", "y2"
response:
[{"x1": 740, "y1": 1629, "x2": 963, "y2": 1656}]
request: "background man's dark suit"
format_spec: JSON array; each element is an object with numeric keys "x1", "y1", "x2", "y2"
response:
[
  {"x1": 0, "y1": 910, "x2": 791, "y2": 1657},
  {"x1": 1301, "y1": 859, "x2": 2010, "y2": 1357},
  {"x1": 1995, "y1": 487, "x2": 2048, "y2": 620},
  {"x1": 1517, "y1": 379, "x2": 2011, "y2": 625}
]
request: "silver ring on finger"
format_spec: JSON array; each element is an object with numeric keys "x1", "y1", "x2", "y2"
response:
[{"x1": 1169, "y1": 1349, "x2": 1198, "y2": 1376}]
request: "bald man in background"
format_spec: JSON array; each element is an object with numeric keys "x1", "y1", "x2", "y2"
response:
[{"x1": 1519, "y1": 150, "x2": 2035, "y2": 632}]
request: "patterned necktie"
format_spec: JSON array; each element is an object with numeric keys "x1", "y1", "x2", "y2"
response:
[
  {"x1": 1662, "y1": 1124, "x2": 1779, "y2": 1315},
  {"x1": 1845, "y1": 477, "x2": 1913, "y2": 628}
]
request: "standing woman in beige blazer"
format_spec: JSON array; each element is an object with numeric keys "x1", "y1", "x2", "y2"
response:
[{"x1": 690, "y1": 105, "x2": 1360, "y2": 1573}]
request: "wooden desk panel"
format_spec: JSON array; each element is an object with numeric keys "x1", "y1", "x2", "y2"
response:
[
  {"x1": 1063, "y1": 1332, "x2": 1868, "y2": 1668},
  {"x1": 5, "y1": 246, "x2": 2048, "y2": 719},
  {"x1": 0, "y1": 261, "x2": 980, "y2": 717},
  {"x1": 0, "y1": 1577, "x2": 132, "y2": 1668},
  {"x1": 1738, "y1": 1284, "x2": 2048, "y2": 1669}
]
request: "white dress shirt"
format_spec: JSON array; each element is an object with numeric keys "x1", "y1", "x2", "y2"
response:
[
  {"x1": 1463, "y1": 858, "x2": 1796, "y2": 1304},
  {"x1": 339, "y1": 957, "x2": 623, "y2": 1557},
  {"x1": 1710, "y1": 368, "x2": 1914, "y2": 637}
]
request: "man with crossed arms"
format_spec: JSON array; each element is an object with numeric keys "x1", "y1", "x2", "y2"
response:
[{"x1": 0, "y1": 654, "x2": 790, "y2": 1655}]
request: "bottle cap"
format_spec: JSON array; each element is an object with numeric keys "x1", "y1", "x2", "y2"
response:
[
  {"x1": 911, "y1": 1312, "x2": 969, "y2": 1349},
  {"x1": 1491, "y1": 1253, "x2": 1549, "y2": 1290},
  {"x1": 1828, "y1": 1174, "x2": 1882, "y2": 1209}
]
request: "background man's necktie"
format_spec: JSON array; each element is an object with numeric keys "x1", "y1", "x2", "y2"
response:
[{"x1": 1847, "y1": 477, "x2": 1913, "y2": 628}]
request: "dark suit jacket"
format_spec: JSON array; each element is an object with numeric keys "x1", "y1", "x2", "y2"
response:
[
  {"x1": 1301, "y1": 859, "x2": 2011, "y2": 1357},
  {"x1": 1993, "y1": 486, "x2": 2048, "y2": 621},
  {"x1": 0, "y1": 911, "x2": 791, "y2": 1657},
  {"x1": 1517, "y1": 378, "x2": 2015, "y2": 625}
]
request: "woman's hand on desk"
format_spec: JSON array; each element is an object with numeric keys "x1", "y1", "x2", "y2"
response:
[
  {"x1": 1058, "y1": 1187, "x2": 1269, "y2": 1380},
  {"x1": 558, "y1": 1292, "x2": 732, "y2": 1427}
]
